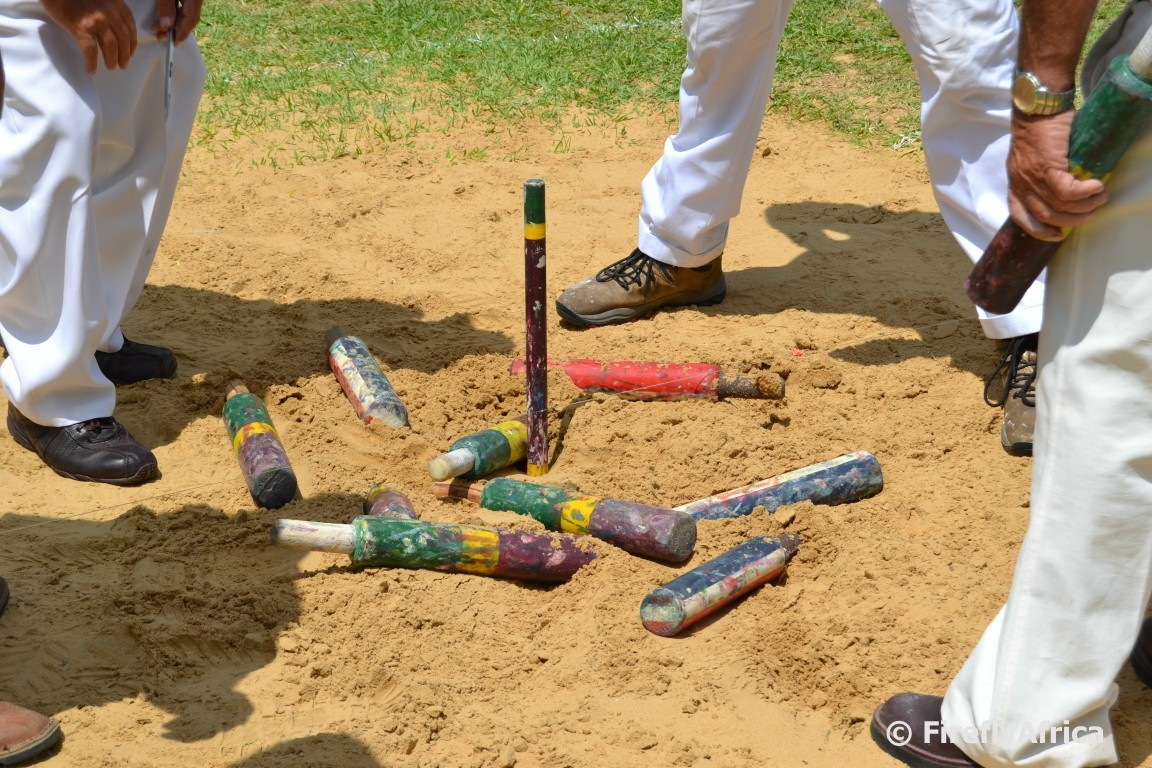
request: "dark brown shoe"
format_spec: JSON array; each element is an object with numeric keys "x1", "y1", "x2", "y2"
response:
[
  {"x1": 1131, "y1": 618, "x2": 1152, "y2": 687},
  {"x1": 95, "y1": 338, "x2": 177, "y2": 385},
  {"x1": 7, "y1": 404, "x2": 158, "y2": 486},
  {"x1": 555, "y1": 249, "x2": 725, "y2": 328},
  {"x1": 871, "y1": 693, "x2": 978, "y2": 768},
  {"x1": 0, "y1": 702, "x2": 61, "y2": 766}
]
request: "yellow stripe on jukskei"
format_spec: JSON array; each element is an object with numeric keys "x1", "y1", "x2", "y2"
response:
[
  {"x1": 458, "y1": 525, "x2": 501, "y2": 574},
  {"x1": 492, "y1": 420, "x2": 529, "y2": 461},
  {"x1": 233, "y1": 421, "x2": 279, "y2": 454},
  {"x1": 559, "y1": 497, "x2": 598, "y2": 536},
  {"x1": 524, "y1": 223, "x2": 546, "y2": 240}
]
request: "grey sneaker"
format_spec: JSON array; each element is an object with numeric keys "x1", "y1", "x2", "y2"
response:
[
  {"x1": 555, "y1": 249, "x2": 726, "y2": 328},
  {"x1": 983, "y1": 333, "x2": 1037, "y2": 457}
]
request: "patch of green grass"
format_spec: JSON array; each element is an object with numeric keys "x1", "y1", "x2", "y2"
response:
[
  {"x1": 772, "y1": 0, "x2": 920, "y2": 146},
  {"x1": 195, "y1": 0, "x2": 1134, "y2": 160},
  {"x1": 196, "y1": 0, "x2": 685, "y2": 158}
]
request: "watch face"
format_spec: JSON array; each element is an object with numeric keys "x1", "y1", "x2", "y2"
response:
[{"x1": 1013, "y1": 73, "x2": 1039, "y2": 112}]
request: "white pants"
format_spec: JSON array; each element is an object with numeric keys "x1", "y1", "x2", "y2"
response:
[
  {"x1": 940, "y1": 10, "x2": 1152, "y2": 766},
  {"x1": 638, "y1": 0, "x2": 1042, "y2": 340},
  {"x1": 0, "y1": 0, "x2": 206, "y2": 426}
]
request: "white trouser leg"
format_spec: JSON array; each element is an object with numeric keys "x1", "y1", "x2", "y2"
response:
[
  {"x1": 878, "y1": 0, "x2": 1041, "y2": 340},
  {"x1": 0, "y1": 0, "x2": 205, "y2": 426},
  {"x1": 939, "y1": 125, "x2": 1152, "y2": 768},
  {"x1": 637, "y1": 0, "x2": 793, "y2": 268}
]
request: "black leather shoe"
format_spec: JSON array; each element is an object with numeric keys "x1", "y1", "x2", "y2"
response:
[
  {"x1": 95, "y1": 338, "x2": 177, "y2": 385},
  {"x1": 1130, "y1": 618, "x2": 1152, "y2": 687},
  {"x1": 0, "y1": 577, "x2": 8, "y2": 618},
  {"x1": 7, "y1": 404, "x2": 158, "y2": 485},
  {"x1": 871, "y1": 693, "x2": 978, "y2": 768}
]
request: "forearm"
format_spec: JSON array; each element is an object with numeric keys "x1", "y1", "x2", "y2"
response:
[{"x1": 1016, "y1": 0, "x2": 1099, "y2": 93}]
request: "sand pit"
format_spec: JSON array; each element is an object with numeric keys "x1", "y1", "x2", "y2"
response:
[{"x1": 4, "y1": 112, "x2": 1152, "y2": 768}]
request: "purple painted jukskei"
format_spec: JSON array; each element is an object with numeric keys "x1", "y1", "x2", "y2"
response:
[{"x1": 434, "y1": 477, "x2": 696, "y2": 563}]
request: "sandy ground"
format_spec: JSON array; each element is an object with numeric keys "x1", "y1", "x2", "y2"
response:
[{"x1": 3, "y1": 110, "x2": 1152, "y2": 768}]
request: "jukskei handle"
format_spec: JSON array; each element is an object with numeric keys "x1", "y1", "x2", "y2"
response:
[
  {"x1": 325, "y1": 326, "x2": 408, "y2": 428},
  {"x1": 427, "y1": 417, "x2": 529, "y2": 481},
  {"x1": 363, "y1": 482, "x2": 419, "y2": 520},
  {"x1": 673, "y1": 451, "x2": 882, "y2": 521},
  {"x1": 640, "y1": 533, "x2": 801, "y2": 636},
  {"x1": 509, "y1": 358, "x2": 784, "y2": 400},
  {"x1": 271, "y1": 516, "x2": 594, "y2": 582},
  {"x1": 223, "y1": 381, "x2": 298, "y2": 509}
]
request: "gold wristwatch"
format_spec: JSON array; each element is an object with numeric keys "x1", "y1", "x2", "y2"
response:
[{"x1": 1012, "y1": 71, "x2": 1076, "y2": 116}]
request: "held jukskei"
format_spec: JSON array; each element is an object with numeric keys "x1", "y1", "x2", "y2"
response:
[
  {"x1": 270, "y1": 516, "x2": 594, "y2": 583},
  {"x1": 223, "y1": 381, "x2": 299, "y2": 509},
  {"x1": 427, "y1": 417, "x2": 529, "y2": 481},
  {"x1": 640, "y1": 533, "x2": 801, "y2": 637},
  {"x1": 326, "y1": 326, "x2": 408, "y2": 428},
  {"x1": 509, "y1": 358, "x2": 784, "y2": 401},
  {"x1": 434, "y1": 477, "x2": 696, "y2": 563},
  {"x1": 966, "y1": 26, "x2": 1152, "y2": 314}
]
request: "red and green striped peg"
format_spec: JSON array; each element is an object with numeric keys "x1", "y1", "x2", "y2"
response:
[
  {"x1": 509, "y1": 358, "x2": 784, "y2": 400},
  {"x1": 427, "y1": 416, "x2": 529, "y2": 481},
  {"x1": 270, "y1": 516, "x2": 594, "y2": 583},
  {"x1": 640, "y1": 533, "x2": 801, "y2": 636},
  {"x1": 434, "y1": 477, "x2": 696, "y2": 563},
  {"x1": 223, "y1": 381, "x2": 298, "y2": 509},
  {"x1": 524, "y1": 179, "x2": 548, "y2": 476},
  {"x1": 326, "y1": 327, "x2": 408, "y2": 428}
]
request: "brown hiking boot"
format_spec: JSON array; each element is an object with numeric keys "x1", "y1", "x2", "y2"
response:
[
  {"x1": 983, "y1": 334, "x2": 1037, "y2": 457},
  {"x1": 555, "y1": 249, "x2": 726, "y2": 328}
]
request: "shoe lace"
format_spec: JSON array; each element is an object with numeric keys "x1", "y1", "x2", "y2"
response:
[
  {"x1": 74, "y1": 417, "x2": 119, "y2": 439},
  {"x1": 595, "y1": 249, "x2": 673, "y2": 290},
  {"x1": 983, "y1": 334, "x2": 1038, "y2": 408}
]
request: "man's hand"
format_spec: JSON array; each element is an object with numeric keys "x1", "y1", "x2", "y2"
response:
[
  {"x1": 1007, "y1": 111, "x2": 1110, "y2": 241},
  {"x1": 152, "y1": 0, "x2": 203, "y2": 43},
  {"x1": 41, "y1": 0, "x2": 137, "y2": 75}
]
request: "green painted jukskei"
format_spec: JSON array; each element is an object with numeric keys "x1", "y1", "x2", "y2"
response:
[{"x1": 477, "y1": 477, "x2": 696, "y2": 562}]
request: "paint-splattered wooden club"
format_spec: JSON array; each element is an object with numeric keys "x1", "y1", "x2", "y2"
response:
[
  {"x1": 271, "y1": 516, "x2": 594, "y2": 583},
  {"x1": 673, "y1": 451, "x2": 882, "y2": 520},
  {"x1": 640, "y1": 533, "x2": 801, "y2": 637},
  {"x1": 427, "y1": 417, "x2": 529, "y2": 481},
  {"x1": 434, "y1": 477, "x2": 696, "y2": 563},
  {"x1": 509, "y1": 358, "x2": 784, "y2": 400},
  {"x1": 363, "y1": 482, "x2": 420, "y2": 520},
  {"x1": 523, "y1": 179, "x2": 548, "y2": 476},
  {"x1": 223, "y1": 381, "x2": 298, "y2": 509},
  {"x1": 326, "y1": 326, "x2": 408, "y2": 428}
]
